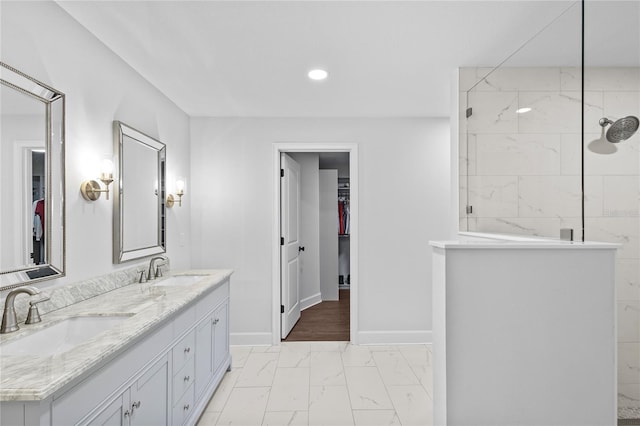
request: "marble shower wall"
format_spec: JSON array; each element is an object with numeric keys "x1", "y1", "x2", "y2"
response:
[{"x1": 459, "y1": 66, "x2": 640, "y2": 408}]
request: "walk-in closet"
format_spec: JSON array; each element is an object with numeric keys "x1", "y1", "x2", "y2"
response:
[{"x1": 282, "y1": 152, "x2": 351, "y2": 341}]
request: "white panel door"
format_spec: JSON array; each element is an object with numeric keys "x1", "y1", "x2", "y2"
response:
[{"x1": 281, "y1": 153, "x2": 301, "y2": 339}]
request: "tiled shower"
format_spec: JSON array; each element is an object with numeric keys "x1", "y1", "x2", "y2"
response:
[{"x1": 458, "y1": 0, "x2": 640, "y2": 420}]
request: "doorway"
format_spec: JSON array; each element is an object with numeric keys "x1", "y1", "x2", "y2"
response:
[{"x1": 272, "y1": 143, "x2": 358, "y2": 345}]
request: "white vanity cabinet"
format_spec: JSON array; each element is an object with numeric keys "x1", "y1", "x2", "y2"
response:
[
  {"x1": 86, "y1": 355, "x2": 169, "y2": 426},
  {"x1": 1, "y1": 276, "x2": 231, "y2": 426}
]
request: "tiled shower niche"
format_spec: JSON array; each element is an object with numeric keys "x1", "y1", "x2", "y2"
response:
[{"x1": 459, "y1": 66, "x2": 640, "y2": 416}]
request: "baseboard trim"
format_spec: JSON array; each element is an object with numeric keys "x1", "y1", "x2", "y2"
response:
[
  {"x1": 232, "y1": 330, "x2": 432, "y2": 346},
  {"x1": 230, "y1": 332, "x2": 273, "y2": 346},
  {"x1": 358, "y1": 330, "x2": 432, "y2": 345},
  {"x1": 300, "y1": 293, "x2": 322, "y2": 311}
]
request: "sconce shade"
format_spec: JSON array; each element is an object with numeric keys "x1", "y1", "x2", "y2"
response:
[{"x1": 101, "y1": 159, "x2": 114, "y2": 175}]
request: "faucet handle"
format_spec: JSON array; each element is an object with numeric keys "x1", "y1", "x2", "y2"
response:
[
  {"x1": 25, "y1": 295, "x2": 50, "y2": 325},
  {"x1": 138, "y1": 270, "x2": 147, "y2": 283},
  {"x1": 155, "y1": 263, "x2": 165, "y2": 278}
]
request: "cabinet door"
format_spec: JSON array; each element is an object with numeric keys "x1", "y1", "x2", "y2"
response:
[
  {"x1": 213, "y1": 301, "x2": 229, "y2": 373},
  {"x1": 129, "y1": 357, "x2": 169, "y2": 426},
  {"x1": 195, "y1": 314, "x2": 213, "y2": 399},
  {"x1": 85, "y1": 393, "x2": 127, "y2": 426},
  {"x1": 0, "y1": 403, "x2": 24, "y2": 426}
]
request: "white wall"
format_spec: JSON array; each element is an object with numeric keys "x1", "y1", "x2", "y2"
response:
[
  {"x1": 319, "y1": 169, "x2": 339, "y2": 301},
  {"x1": 289, "y1": 153, "x2": 321, "y2": 309},
  {"x1": 1, "y1": 1, "x2": 192, "y2": 290},
  {"x1": 190, "y1": 117, "x2": 452, "y2": 344}
]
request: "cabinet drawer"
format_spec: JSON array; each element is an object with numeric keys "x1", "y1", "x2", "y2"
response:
[
  {"x1": 172, "y1": 329, "x2": 195, "y2": 371},
  {"x1": 172, "y1": 384, "x2": 195, "y2": 426},
  {"x1": 173, "y1": 355, "x2": 195, "y2": 405}
]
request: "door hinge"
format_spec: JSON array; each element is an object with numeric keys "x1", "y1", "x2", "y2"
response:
[
  {"x1": 280, "y1": 168, "x2": 284, "y2": 177},
  {"x1": 281, "y1": 305, "x2": 285, "y2": 313},
  {"x1": 466, "y1": 107, "x2": 473, "y2": 118},
  {"x1": 280, "y1": 237, "x2": 284, "y2": 245},
  {"x1": 466, "y1": 205, "x2": 473, "y2": 214}
]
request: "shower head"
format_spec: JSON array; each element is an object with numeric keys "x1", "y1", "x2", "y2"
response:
[{"x1": 599, "y1": 116, "x2": 639, "y2": 143}]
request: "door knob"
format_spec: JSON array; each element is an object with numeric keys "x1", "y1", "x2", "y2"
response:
[{"x1": 298, "y1": 246, "x2": 305, "y2": 252}]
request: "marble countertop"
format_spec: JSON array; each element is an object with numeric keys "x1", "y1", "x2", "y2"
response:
[
  {"x1": 430, "y1": 239, "x2": 619, "y2": 249},
  {"x1": 0, "y1": 269, "x2": 233, "y2": 401},
  {"x1": 430, "y1": 232, "x2": 620, "y2": 249}
]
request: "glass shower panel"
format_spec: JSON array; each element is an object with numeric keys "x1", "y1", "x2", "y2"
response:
[
  {"x1": 460, "y1": 2, "x2": 583, "y2": 239},
  {"x1": 583, "y1": 1, "x2": 640, "y2": 420}
]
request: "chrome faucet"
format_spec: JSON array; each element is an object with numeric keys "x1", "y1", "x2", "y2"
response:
[
  {"x1": 147, "y1": 255, "x2": 167, "y2": 281},
  {"x1": 1, "y1": 286, "x2": 48, "y2": 334}
]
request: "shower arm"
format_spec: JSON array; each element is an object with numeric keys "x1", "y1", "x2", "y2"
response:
[{"x1": 599, "y1": 117, "x2": 614, "y2": 127}]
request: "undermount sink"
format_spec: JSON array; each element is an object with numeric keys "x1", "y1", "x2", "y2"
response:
[
  {"x1": 0, "y1": 315, "x2": 132, "y2": 356},
  {"x1": 152, "y1": 275, "x2": 206, "y2": 287}
]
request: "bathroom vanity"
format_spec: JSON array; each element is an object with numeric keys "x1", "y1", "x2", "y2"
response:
[
  {"x1": 0, "y1": 270, "x2": 232, "y2": 426},
  {"x1": 430, "y1": 235, "x2": 617, "y2": 426}
]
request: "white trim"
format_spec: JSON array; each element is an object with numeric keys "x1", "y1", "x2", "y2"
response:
[
  {"x1": 300, "y1": 292, "x2": 322, "y2": 311},
  {"x1": 273, "y1": 142, "x2": 359, "y2": 345},
  {"x1": 358, "y1": 330, "x2": 433, "y2": 345},
  {"x1": 230, "y1": 332, "x2": 273, "y2": 346}
]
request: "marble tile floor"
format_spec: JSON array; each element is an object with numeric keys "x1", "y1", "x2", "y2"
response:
[{"x1": 197, "y1": 342, "x2": 433, "y2": 426}]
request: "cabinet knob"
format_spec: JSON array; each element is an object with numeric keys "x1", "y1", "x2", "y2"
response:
[
  {"x1": 183, "y1": 404, "x2": 190, "y2": 411},
  {"x1": 184, "y1": 375, "x2": 190, "y2": 382},
  {"x1": 213, "y1": 318, "x2": 219, "y2": 325},
  {"x1": 124, "y1": 410, "x2": 131, "y2": 417},
  {"x1": 184, "y1": 347, "x2": 191, "y2": 353},
  {"x1": 132, "y1": 401, "x2": 141, "y2": 409}
]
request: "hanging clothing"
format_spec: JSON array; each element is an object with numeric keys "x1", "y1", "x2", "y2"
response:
[
  {"x1": 338, "y1": 200, "x2": 345, "y2": 234},
  {"x1": 33, "y1": 199, "x2": 45, "y2": 241},
  {"x1": 343, "y1": 200, "x2": 350, "y2": 235},
  {"x1": 338, "y1": 198, "x2": 350, "y2": 235}
]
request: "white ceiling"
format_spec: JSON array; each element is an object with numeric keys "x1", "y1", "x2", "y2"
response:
[{"x1": 55, "y1": 1, "x2": 637, "y2": 118}]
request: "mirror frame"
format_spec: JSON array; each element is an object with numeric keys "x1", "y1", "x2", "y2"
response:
[
  {"x1": 0, "y1": 62, "x2": 66, "y2": 291},
  {"x1": 113, "y1": 121, "x2": 166, "y2": 263}
]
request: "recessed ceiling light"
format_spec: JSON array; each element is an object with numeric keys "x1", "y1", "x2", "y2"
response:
[
  {"x1": 516, "y1": 107, "x2": 532, "y2": 114},
  {"x1": 308, "y1": 69, "x2": 328, "y2": 81}
]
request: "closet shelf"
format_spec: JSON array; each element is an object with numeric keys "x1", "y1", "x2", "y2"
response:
[{"x1": 339, "y1": 234, "x2": 350, "y2": 238}]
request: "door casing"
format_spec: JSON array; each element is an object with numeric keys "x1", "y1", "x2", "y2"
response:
[{"x1": 272, "y1": 143, "x2": 358, "y2": 345}]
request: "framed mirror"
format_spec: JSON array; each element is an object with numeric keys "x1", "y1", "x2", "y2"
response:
[
  {"x1": 113, "y1": 121, "x2": 166, "y2": 263},
  {"x1": 0, "y1": 62, "x2": 65, "y2": 290}
]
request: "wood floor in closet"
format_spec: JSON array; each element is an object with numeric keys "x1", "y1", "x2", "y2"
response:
[{"x1": 283, "y1": 289, "x2": 350, "y2": 341}]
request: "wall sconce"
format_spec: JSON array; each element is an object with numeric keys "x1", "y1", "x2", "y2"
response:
[
  {"x1": 166, "y1": 178, "x2": 185, "y2": 208},
  {"x1": 81, "y1": 159, "x2": 114, "y2": 201}
]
